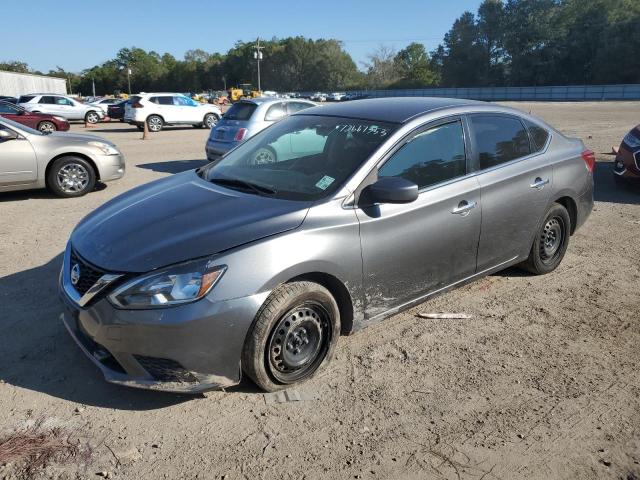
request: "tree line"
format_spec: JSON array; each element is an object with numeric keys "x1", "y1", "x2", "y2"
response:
[{"x1": 2, "y1": 0, "x2": 638, "y2": 95}]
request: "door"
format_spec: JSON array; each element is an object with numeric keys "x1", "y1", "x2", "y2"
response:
[
  {"x1": 150, "y1": 95, "x2": 175, "y2": 122},
  {"x1": 356, "y1": 118, "x2": 481, "y2": 318},
  {"x1": 172, "y1": 95, "x2": 200, "y2": 122},
  {"x1": 0, "y1": 124, "x2": 37, "y2": 185},
  {"x1": 469, "y1": 114, "x2": 553, "y2": 271},
  {"x1": 37, "y1": 96, "x2": 61, "y2": 116},
  {"x1": 62, "y1": 97, "x2": 84, "y2": 119}
]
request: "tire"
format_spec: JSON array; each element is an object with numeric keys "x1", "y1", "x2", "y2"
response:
[
  {"x1": 250, "y1": 146, "x2": 277, "y2": 165},
  {"x1": 47, "y1": 156, "x2": 96, "y2": 198},
  {"x1": 38, "y1": 121, "x2": 56, "y2": 134},
  {"x1": 521, "y1": 203, "x2": 571, "y2": 275},
  {"x1": 85, "y1": 111, "x2": 100, "y2": 124},
  {"x1": 146, "y1": 115, "x2": 163, "y2": 132},
  {"x1": 242, "y1": 281, "x2": 341, "y2": 392},
  {"x1": 203, "y1": 113, "x2": 219, "y2": 129}
]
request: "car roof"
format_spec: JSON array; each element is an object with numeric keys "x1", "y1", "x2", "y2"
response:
[
  {"x1": 297, "y1": 97, "x2": 486, "y2": 124},
  {"x1": 241, "y1": 97, "x2": 313, "y2": 106}
]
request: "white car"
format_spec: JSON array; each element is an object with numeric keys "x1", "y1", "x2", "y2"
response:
[
  {"x1": 124, "y1": 93, "x2": 222, "y2": 132},
  {"x1": 18, "y1": 94, "x2": 105, "y2": 124},
  {"x1": 328, "y1": 92, "x2": 346, "y2": 101},
  {"x1": 88, "y1": 98, "x2": 122, "y2": 114}
]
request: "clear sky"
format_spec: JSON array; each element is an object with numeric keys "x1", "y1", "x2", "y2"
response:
[{"x1": 0, "y1": 0, "x2": 483, "y2": 72}]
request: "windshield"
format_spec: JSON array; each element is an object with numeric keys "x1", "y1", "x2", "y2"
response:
[
  {"x1": 201, "y1": 115, "x2": 396, "y2": 201},
  {"x1": 0, "y1": 116, "x2": 42, "y2": 135}
]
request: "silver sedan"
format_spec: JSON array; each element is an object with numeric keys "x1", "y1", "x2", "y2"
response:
[{"x1": 0, "y1": 117, "x2": 124, "y2": 197}]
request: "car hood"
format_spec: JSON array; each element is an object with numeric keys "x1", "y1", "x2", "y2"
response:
[
  {"x1": 71, "y1": 170, "x2": 312, "y2": 273},
  {"x1": 38, "y1": 131, "x2": 115, "y2": 146}
]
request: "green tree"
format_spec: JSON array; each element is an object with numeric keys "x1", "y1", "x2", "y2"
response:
[{"x1": 392, "y1": 42, "x2": 438, "y2": 87}]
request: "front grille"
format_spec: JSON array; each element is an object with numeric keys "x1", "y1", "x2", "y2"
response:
[
  {"x1": 70, "y1": 250, "x2": 105, "y2": 296},
  {"x1": 133, "y1": 355, "x2": 199, "y2": 383}
]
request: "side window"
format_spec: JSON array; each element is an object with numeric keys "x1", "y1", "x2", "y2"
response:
[
  {"x1": 158, "y1": 96, "x2": 174, "y2": 105},
  {"x1": 265, "y1": 103, "x2": 287, "y2": 121},
  {"x1": 379, "y1": 121, "x2": 467, "y2": 189},
  {"x1": 470, "y1": 115, "x2": 531, "y2": 170},
  {"x1": 173, "y1": 96, "x2": 197, "y2": 106},
  {"x1": 18, "y1": 95, "x2": 35, "y2": 103},
  {"x1": 39, "y1": 96, "x2": 56, "y2": 104},
  {"x1": 287, "y1": 102, "x2": 312, "y2": 114},
  {"x1": 523, "y1": 119, "x2": 550, "y2": 152},
  {"x1": 149, "y1": 97, "x2": 159, "y2": 104}
]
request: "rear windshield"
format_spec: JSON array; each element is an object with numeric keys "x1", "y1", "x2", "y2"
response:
[
  {"x1": 129, "y1": 96, "x2": 142, "y2": 104},
  {"x1": 224, "y1": 102, "x2": 257, "y2": 121},
  {"x1": 18, "y1": 95, "x2": 35, "y2": 103}
]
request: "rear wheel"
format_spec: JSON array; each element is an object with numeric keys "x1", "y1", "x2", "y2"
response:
[
  {"x1": 521, "y1": 203, "x2": 571, "y2": 275},
  {"x1": 242, "y1": 281, "x2": 340, "y2": 392},
  {"x1": 85, "y1": 111, "x2": 100, "y2": 124},
  {"x1": 38, "y1": 121, "x2": 56, "y2": 133},
  {"x1": 146, "y1": 115, "x2": 163, "y2": 132},
  {"x1": 47, "y1": 156, "x2": 96, "y2": 197},
  {"x1": 203, "y1": 113, "x2": 219, "y2": 129},
  {"x1": 251, "y1": 146, "x2": 277, "y2": 165}
]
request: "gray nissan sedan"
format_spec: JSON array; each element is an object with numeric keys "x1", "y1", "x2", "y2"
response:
[{"x1": 59, "y1": 98, "x2": 594, "y2": 393}]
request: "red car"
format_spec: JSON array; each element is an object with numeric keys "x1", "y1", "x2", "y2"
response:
[
  {"x1": 614, "y1": 124, "x2": 640, "y2": 184},
  {"x1": 0, "y1": 100, "x2": 70, "y2": 133}
]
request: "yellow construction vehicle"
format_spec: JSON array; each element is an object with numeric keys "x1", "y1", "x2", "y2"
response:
[{"x1": 228, "y1": 84, "x2": 262, "y2": 102}]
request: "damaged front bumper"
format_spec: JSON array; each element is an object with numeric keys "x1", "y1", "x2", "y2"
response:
[{"x1": 59, "y1": 277, "x2": 268, "y2": 394}]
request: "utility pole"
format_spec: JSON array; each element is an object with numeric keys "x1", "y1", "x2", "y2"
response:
[
  {"x1": 127, "y1": 68, "x2": 132, "y2": 95},
  {"x1": 253, "y1": 38, "x2": 264, "y2": 92},
  {"x1": 92, "y1": 76, "x2": 96, "y2": 97}
]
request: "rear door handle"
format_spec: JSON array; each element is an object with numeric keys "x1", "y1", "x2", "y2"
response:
[
  {"x1": 530, "y1": 177, "x2": 549, "y2": 190},
  {"x1": 451, "y1": 200, "x2": 477, "y2": 216}
]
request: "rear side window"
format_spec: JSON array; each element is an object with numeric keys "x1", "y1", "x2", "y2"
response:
[
  {"x1": 224, "y1": 102, "x2": 257, "y2": 121},
  {"x1": 150, "y1": 96, "x2": 173, "y2": 105},
  {"x1": 265, "y1": 103, "x2": 287, "y2": 121},
  {"x1": 470, "y1": 115, "x2": 531, "y2": 170},
  {"x1": 287, "y1": 102, "x2": 312, "y2": 114},
  {"x1": 18, "y1": 95, "x2": 35, "y2": 103},
  {"x1": 39, "y1": 96, "x2": 57, "y2": 104},
  {"x1": 379, "y1": 121, "x2": 467, "y2": 189},
  {"x1": 524, "y1": 119, "x2": 550, "y2": 152}
]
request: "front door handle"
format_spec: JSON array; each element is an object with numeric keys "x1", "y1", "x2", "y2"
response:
[
  {"x1": 530, "y1": 177, "x2": 549, "y2": 190},
  {"x1": 451, "y1": 200, "x2": 477, "y2": 216}
]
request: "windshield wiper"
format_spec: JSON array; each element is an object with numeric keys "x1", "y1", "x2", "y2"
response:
[{"x1": 210, "y1": 177, "x2": 276, "y2": 196}]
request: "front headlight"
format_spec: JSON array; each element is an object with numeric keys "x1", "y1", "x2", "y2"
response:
[
  {"x1": 623, "y1": 132, "x2": 640, "y2": 149},
  {"x1": 88, "y1": 141, "x2": 120, "y2": 155},
  {"x1": 108, "y1": 258, "x2": 226, "y2": 309}
]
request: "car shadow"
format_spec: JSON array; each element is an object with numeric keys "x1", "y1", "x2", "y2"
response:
[
  {"x1": 89, "y1": 126, "x2": 198, "y2": 133},
  {"x1": 594, "y1": 160, "x2": 640, "y2": 205},
  {"x1": 137, "y1": 159, "x2": 209, "y2": 174},
  {"x1": 0, "y1": 254, "x2": 192, "y2": 410},
  {"x1": 0, "y1": 183, "x2": 107, "y2": 202}
]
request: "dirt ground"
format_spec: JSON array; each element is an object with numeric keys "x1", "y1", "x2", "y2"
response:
[{"x1": 0, "y1": 102, "x2": 639, "y2": 480}]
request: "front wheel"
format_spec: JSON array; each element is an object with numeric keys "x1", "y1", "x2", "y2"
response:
[
  {"x1": 520, "y1": 203, "x2": 571, "y2": 275},
  {"x1": 242, "y1": 281, "x2": 340, "y2": 392},
  {"x1": 85, "y1": 111, "x2": 100, "y2": 124},
  {"x1": 47, "y1": 156, "x2": 96, "y2": 197},
  {"x1": 38, "y1": 121, "x2": 56, "y2": 133}
]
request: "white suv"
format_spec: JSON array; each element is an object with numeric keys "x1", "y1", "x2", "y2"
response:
[
  {"x1": 18, "y1": 94, "x2": 106, "y2": 124},
  {"x1": 124, "y1": 93, "x2": 222, "y2": 132}
]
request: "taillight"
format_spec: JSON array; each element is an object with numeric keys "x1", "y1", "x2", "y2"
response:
[
  {"x1": 132, "y1": 101, "x2": 143, "y2": 108},
  {"x1": 581, "y1": 149, "x2": 595, "y2": 172},
  {"x1": 234, "y1": 128, "x2": 247, "y2": 141}
]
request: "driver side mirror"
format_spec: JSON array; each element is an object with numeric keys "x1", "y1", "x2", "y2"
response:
[
  {"x1": 360, "y1": 177, "x2": 419, "y2": 206},
  {"x1": 0, "y1": 129, "x2": 19, "y2": 141}
]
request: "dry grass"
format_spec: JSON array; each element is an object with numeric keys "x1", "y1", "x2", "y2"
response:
[{"x1": 0, "y1": 417, "x2": 91, "y2": 478}]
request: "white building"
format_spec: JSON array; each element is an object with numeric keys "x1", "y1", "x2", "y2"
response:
[{"x1": 0, "y1": 71, "x2": 67, "y2": 97}]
